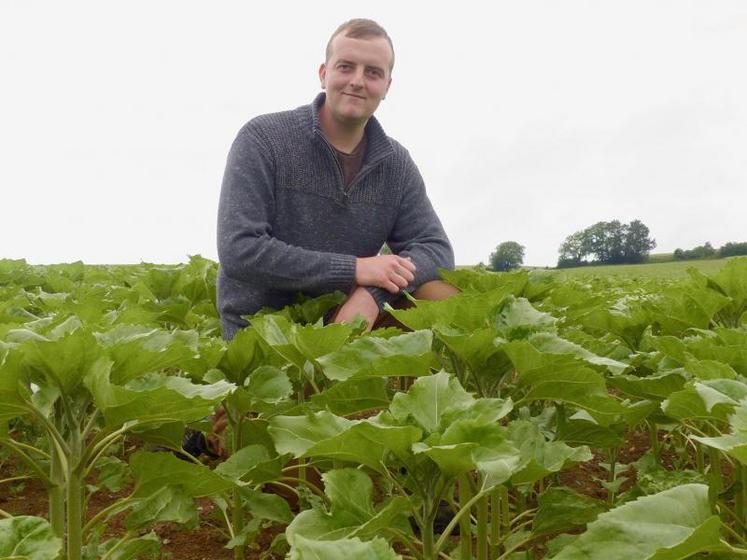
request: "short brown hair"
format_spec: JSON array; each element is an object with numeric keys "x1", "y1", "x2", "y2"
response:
[{"x1": 325, "y1": 18, "x2": 395, "y2": 73}]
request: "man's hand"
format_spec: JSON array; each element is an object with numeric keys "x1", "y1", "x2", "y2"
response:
[
  {"x1": 356, "y1": 255, "x2": 416, "y2": 294},
  {"x1": 332, "y1": 286, "x2": 380, "y2": 331}
]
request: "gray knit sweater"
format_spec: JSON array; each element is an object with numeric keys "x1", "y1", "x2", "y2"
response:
[{"x1": 216, "y1": 93, "x2": 454, "y2": 339}]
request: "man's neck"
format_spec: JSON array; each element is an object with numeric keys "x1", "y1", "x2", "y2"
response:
[{"x1": 318, "y1": 103, "x2": 367, "y2": 154}]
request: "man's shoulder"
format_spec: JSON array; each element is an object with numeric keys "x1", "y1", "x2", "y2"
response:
[{"x1": 236, "y1": 102, "x2": 311, "y2": 143}]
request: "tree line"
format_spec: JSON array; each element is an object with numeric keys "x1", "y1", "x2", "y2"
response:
[
  {"x1": 674, "y1": 241, "x2": 747, "y2": 260},
  {"x1": 487, "y1": 221, "x2": 746, "y2": 272}
]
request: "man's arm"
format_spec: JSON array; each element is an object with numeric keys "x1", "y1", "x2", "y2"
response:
[{"x1": 365, "y1": 153, "x2": 455, "y2": 308}]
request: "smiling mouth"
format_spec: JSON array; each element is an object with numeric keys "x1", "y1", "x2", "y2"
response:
[{"x1": 343, "y1": 93, "x2": 366, "y2": 100}]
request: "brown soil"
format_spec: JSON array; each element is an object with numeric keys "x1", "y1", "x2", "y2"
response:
[{"x1": 0, "y1": 455, "x2": 284, "y2": 560}]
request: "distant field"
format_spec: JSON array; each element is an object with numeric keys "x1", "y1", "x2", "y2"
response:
[{"x1": 554, "y1": 258, "x2": 732, "y2": 279}]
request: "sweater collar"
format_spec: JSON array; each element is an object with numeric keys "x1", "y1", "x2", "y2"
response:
[{"x1": 310, "y1": 92, "x2": 394, "y2": 165}]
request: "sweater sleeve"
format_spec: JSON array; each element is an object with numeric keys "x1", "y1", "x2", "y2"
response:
[
  {"x1": 364, "y1": 153, "x2": 455, "y2": 309},
  {"x1": 217, "y1": 127, "x2": 357, "y2": 293}
]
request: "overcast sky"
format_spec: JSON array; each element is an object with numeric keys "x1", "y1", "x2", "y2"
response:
[{"x1": 2, "y1": 1, "x2": 746, "y2": 267}]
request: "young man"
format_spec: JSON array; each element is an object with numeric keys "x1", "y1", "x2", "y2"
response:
[{"x1": 216, "y1": 19, "x2": 455, "y2": 340}]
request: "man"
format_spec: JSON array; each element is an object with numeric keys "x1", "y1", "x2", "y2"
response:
[{"x1": 216, "y1": 18, "x2": 455, "y2": 340}]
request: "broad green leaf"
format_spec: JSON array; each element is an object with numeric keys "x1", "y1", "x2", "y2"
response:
[
  {"x1": 506, "y1": 421, "x2": 592, "y2": 486},
  {"x1": 302, "y1": 421, "x2": 422, "y2": 473},
  {"x1": 0, "y1": 516, "x2": 62, "y2": 560},
  {"x1": 21, "y1": 328, "x2": 101, "y2": 395},
  {"x1": 213, "y1": 444, "x2": 279, "y2": 484},
  {"x1": 390, "y1": 370, "x2": 475, "y2": 433},
  {"x1": 386, "y1": 288, "x2": 510, "y2": 331},
  {"x1": 289, "y1": 534, "x2": 402, "y2": 560},
  {"x1": 219, "y1": 327, "x2": 263, "y2": 383},
  {"x1": 533, "y1": 487, "x2": 606, "y2": 535},
  {"x1": 129, "y1": 450, "x2": 233, "y2": 498},
  {"x1": 317, "y1": 330, "x2": 435, "y2": 381},
  {"x1": 495, "y1": 297, "x2": 557, "y2": 339},
  {"x1": 694, "y1": 400, "x2": 747, "y2": 464},
  {"x1": 287, "y1": 469, "x2": 410, "y2": 544},
  {"x1": 439, "y1": 268, "x2": 530, "y2": 295},
  {"x1": 269, "y1": 411, "x2": 354, "y2": 456},
  {"x1": 662, "y1": 380, "x2": 747, "y2": 422},
  {"x1": 0, "y1": 350, "x2": 32, "y2": 421},
  {"x1": 556, "y1": 418, "x2": 625, "y2": 448},
  {"x1": 97, "y1": 532, "x2": 160, "y2": 560},
  {"x1": 685, "y1": 359, "x2": 738, "y2": 380},
  {"x1": 310, "y1": 377, "x2": 390, "y2": 416},
  {"x1": 95, "y1": 456, "x2": 130, "y2": 492},
  {"x1": 86, "y1": 360, "x2": 234, "y2": 429},
  {"x1": 125, "y1": 485, "x2": 197, "y2": 530},
  {"x1": 97, "y1": 325, "x2": 199, "y2": 385},
  {"x1": 552, "y1": 484, "x2": 720, "y2": 560},
  {"x1": 505, "y1": 343, "x2": 625, "y2": 425},
  {"x1": 246, "y1": 365, "x2": 292, "y2": 403},
  {"x1": 528, "y1": 332, "x2": 630, "y2": 375},
  {"x1": 608, "y1": 371, "x2": 687, "y2": 400},
  {"x1": 242, "y1": 488, "x2": 293, "y2": 524}
]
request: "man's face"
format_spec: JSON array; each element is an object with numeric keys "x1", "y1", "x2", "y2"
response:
[{"x1": 319, "y1": 33, "x2": 393, "y2": 127}]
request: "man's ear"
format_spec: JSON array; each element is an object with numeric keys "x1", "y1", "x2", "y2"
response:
[
  {"x1": 383, "y1": 77, "x2": 392, "y2": 99},
  {"x1": 318, "y1": 63, "x2": 327, "y2": 89}
]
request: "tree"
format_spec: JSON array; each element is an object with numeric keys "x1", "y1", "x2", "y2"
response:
[
  {"x1": 489, "y1": 241, "x2": 525, "y2": 272},
  {"x1": 623, "y1": 219, "x2": 656, "y2": 263}
]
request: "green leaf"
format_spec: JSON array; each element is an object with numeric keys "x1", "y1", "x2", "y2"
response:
[
  {"x1": 246, "y1": 365, "x2": 293, "y2": 403},
  {"x1": 21, "y1": 328, "x2": 101, "y2": 395},
  {"x1": 0, "y1": 350, "x2": 32, "y2": 421},
  {"x1": 213, "y1": 444, "x2": 268, "y2": 478},
  {"x1": 386, "y1": 288, "x2": 510, "y2": 331},
  {"x1": 694, "y1": 400, "x2": 747, "y2": 464},
  {"x1": 125, "y1": 486, "x2": 197, "y2": 530},
  {"x1": 242, "y1": 488, "x2": 293, "y2": 524},
  {"x1": 552, "y1": 484, "x2": 721, "y2": 560},
  {"x1": 310, "y1": 377, "x2": 390, "y2": 416},
  {"x1": 289, "y1": 534, "x2": 402, "y2": 560},
  {"x1": 533, "y1": 487, "x2": 606, "y2": 535},
  {"x1": 527, "y1": 333, "x2": 630, "y2": 375},
  {"x1": 268, "y1": 411, "x2": 354, "y2": 457},
  {"x1": 287, "y1": 469, "x2": 410, "y2": 545},
  {"x1": 302, "y1": 420, "x2": 422, "y2": 473},
  {"x1": 95, "y1": 456, "x2": 130, "y2": 492},
  {"x1": 317, "y1": 330, "x2": 435, "y2": 381},
  {"x1": 390, "y1": 370, "x2": 475, "y2": 433},
  {"x1": 129, "y1": 450, "x2": 233, "y2": 498},
  {"x1": 0, "y1": 516, "x2": 62, "y2": 560},
  {"x1": 662, "y1": 380, "x2": 747, "y2": 422},
  {"x1": 86, "y1": 360, "x2": 234, "y2": 429},
  {"x1": 98, "y1": 325, "x2": 199, "y2": 385},
  {"x1": 97, "y1": 532, "x2": 160, "y2": 560}
]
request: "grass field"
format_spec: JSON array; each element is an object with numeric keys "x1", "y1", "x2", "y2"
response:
[{"x1": 554, "y1": 257, "x2": 732, "y2": 279}]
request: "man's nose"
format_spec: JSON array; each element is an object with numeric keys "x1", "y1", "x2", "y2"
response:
[{"x1": 349, "y1": 68, "x2": 365, "y2": 88}]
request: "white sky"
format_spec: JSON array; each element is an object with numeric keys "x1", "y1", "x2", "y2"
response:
[{"x1": 2, "y1": 0, "x2": 746, "y2": 267}]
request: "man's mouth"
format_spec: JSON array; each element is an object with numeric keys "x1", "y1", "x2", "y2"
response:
[{"x1": 343, "y1": 93, "x2": 366, "y2": 100}]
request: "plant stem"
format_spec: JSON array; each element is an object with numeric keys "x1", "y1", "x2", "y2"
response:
[
  {"x1": 66, "y1": 465, "x2": 83, "y2": 560},
  {"x1": 231, "y1": 415, "x2": 245, "y2": 560},
  {"x1": 709, "y1": 448, "x2": 723, "y2": 509},
  {"x1": 490, "y1": 488, "x2": 501, "y2": 559},
  {"x1": 476, "y1": 493, "x2": 488, "y2": 560},
  {"x1": 434, "y1": 489, "x2": 490, "y2": 555},
  {"x1": 457, "y1": 474, "x2": 472, "y2": 560},
  {"x1": 83, "y1": 498, "x2": 134, "y2": 537},
  {"x1": 648, "y1": 421, "x2": 660, "y2": 466},
  {"x1": 49, "y1": 436, "x2": 66, "y2": 540}
]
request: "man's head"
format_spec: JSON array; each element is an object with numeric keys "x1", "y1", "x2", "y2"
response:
[
  {"x1": 325, "y1": 19, "x2": 395, "y2": 74},
  {"x1": 319, "y1": 19, "x2": 394, "y2": 128}
]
